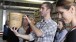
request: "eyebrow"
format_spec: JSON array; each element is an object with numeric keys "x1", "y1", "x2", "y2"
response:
[
  {"x1": 56, "y1": 11, "x2": 62, "y2": 13},
  {"x1": 40, "y1": 6, "x2": 44, "y2": 8}
]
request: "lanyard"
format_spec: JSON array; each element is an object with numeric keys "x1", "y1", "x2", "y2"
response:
[{"x1": 71, "y1": 26, "x2": 76, "y2": 31}]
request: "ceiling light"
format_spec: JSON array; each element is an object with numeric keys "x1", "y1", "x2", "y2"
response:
[
  {"x1": 25, "y1": 0, "x2": 55, "y2": 4},
  {"x1": 4, "y1": 5, "x2": 39, "y2": 10}
]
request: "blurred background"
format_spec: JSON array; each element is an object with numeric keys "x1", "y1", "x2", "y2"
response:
[{"x1": 0, "y1": 0, "x2": 76, "y2": 42}]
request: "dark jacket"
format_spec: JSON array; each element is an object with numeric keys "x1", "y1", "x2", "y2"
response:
[
  {"x1": 2, "y1": 25, "x2": 19, "y2": 42},
  {"x1": 65, "y1": 29, "x2": 76, "y2": 42}
]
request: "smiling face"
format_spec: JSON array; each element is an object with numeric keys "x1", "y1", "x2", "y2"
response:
[
  {"x1": 56, "y1": 0, "x2": 76, "y2": 24},
  {"x1": 57, "y1": 6, "x2": 73, "y2": 24}
]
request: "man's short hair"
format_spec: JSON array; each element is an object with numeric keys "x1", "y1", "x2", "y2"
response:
[{"x1": 42, "y1": 2, "x2": 53, "y2": 12}]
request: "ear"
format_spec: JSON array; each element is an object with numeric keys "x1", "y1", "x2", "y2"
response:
[{"x1": 69, "y1": 6, "x2": 75, "y2": 15}]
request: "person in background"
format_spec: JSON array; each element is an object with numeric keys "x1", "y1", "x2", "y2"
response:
[
  {"x1": 56, "y1": 0, "x2": 76, "y2": 42},
  {"x1": 3, "y1": 20, "x2": 9, "y2": 42},
  {"x1": 11, "y1": 2, "x2": 57, "y2": 42},
  {"x1": 54, "y1": 20, "x2": 69, "y2": 42},
  {"x1": 2, "y1": 20, "x2": 19, "y2": 42},
  {"x1": 24, "y1": 16, "x2": 35, "y2": 42},
  {"x1": 18, "y1": 15, "x2": 35, "y2": 42},
  {"x1": 18, "y1": 17, "x2": 26, "y2": 42}
]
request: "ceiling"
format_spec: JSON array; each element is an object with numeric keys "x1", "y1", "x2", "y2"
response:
[
  {"x1": 2, "y1": 0, "x2": 56, "y2": 6},
  {"x1": 0, "y1": 0, "x2": 57, "y2": 13},
  {"x1": 4, "y1": 0, "x2": 56, "y2": 4}
]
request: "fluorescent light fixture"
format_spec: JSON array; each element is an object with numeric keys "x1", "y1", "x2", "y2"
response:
[
  {"x1": 17, "y1": 6, "x2": 39, "y2": 10},
  {"x1": 4, "y1": 5, "x2": 39, "y2": 10},
  {"x1": 21, "y1": 11, "x2": 35, "y2": 13},
  {"x1": 25, "y1": 0, "x2": 55, "y2": 4}
]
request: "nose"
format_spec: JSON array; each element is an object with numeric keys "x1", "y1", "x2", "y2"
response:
[
  {"x1": 58, "y1": 14, "x2": 62, "y2": 19},
  {"x1": 58, "y1": 18, "x2": 63, "y2": 21}
]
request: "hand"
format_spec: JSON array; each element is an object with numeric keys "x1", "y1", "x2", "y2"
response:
[
  {"x1": 24, "y1": 15, "x2": 31, "y2": 23},
  {"x1": 10, "y1": 27, "x2": 19, "y2": 36}
]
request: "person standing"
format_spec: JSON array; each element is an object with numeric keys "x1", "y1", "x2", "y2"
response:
[
  {"x1": 54, "y1": 20, "x2": 69, "y2": 42},
  {"x1": 18, "y1": 15, "x2": 35, "y2": 42},
  {"x1": 56, "y1": 0, "x2": 76, "y2": 42},
  {"x1": 11, "y1": 2, "x2": 57, "y2": 42},
  {"x1": 2, "y1": 20, "x2": 19, "y2": 42}
]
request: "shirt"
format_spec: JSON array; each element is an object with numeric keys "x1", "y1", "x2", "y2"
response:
[
  {"x1": 18, "y1": 27, "x2": 26, "y2": 42},
  {"x1": 29, "y1": 18, "x2": 57, "y2": 42},
  {"x1": 65, "y1": 29, "x2": 76, "y2": 42},
  {"x1": 54, "y1": 29, "x2": 68, "y2": 42}
]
